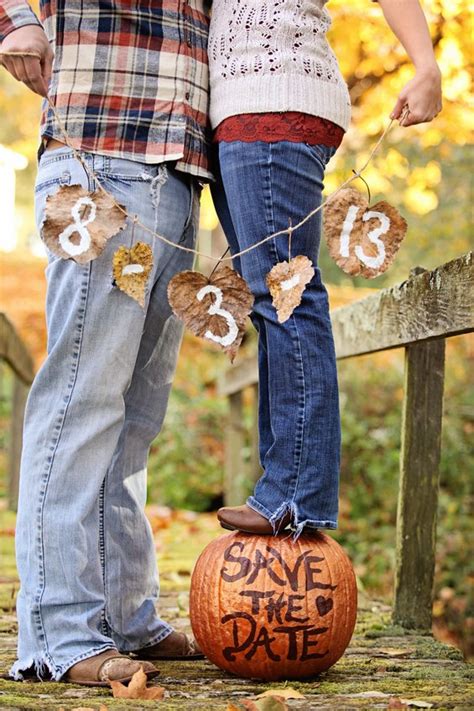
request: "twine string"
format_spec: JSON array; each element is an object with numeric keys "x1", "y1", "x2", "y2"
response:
[
  {"x1": 0, "y1": 49, "x2": 404, "y2": 263},
  {"x1": 288, "y1": 218, "x2": 293, "y2": 261}
]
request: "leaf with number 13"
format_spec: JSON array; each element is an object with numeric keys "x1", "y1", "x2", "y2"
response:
[{"x1": 323, "y1": 187, "x2": 407, "y2": 278}]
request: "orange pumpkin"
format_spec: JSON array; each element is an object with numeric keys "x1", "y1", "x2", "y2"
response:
[{"x1": 190, "y1": 530, "x2": 357, "y2": 680}]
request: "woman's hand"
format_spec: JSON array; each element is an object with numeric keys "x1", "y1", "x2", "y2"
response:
[
  {"x1": 0, "y1": 25, "x2": 53, "y2": 96},
  {"x1": 391, "y1": 65, "x2": 442, "y2": 126}
]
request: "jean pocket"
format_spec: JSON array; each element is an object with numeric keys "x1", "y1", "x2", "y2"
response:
[{"x1": 34, "y1": 155, "x2": 90, "y2": 235}]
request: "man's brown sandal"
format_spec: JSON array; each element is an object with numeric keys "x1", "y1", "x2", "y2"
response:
[
  {"x1": 64, "y1": 649, "x2": 159, "y2": 687},
  {"x1": 131, "y1": 631, "x2": 204, "y2": 661}
]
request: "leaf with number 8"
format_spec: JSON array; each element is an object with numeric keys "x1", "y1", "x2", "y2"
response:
[
  {"x1": 323, "y1": 187, "x2": 407, "y2": 278},
  {"x1": 167, "y1": 267, "x2": 254, "y2": 362},
  {"x1": 42, "y1": 184, "x2": 127, "y2": 264}
]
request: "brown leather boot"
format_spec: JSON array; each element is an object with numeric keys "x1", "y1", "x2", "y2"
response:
[
  {"x1": 217, "y1": 504, "x2": 291, "y2": 535},
  {"x1": 64, "y1": 649, "x2": 159, "y2": 686},
  {"x1": 132, "y1": 631, "x2": 203, "y2": 660}
]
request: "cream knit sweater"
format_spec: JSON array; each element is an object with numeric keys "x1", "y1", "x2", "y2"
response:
[{"x1": 208, "y1": 0, "x2": 351, "y2": 131}]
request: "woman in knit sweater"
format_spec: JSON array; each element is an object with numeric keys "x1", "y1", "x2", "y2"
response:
[{"x1": 210, "y1": 0, "x2": 442, "y2": 536}]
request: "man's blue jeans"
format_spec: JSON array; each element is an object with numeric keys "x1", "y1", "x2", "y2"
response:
[
  {"x1": 212, "y1": 140, "x2": 341, "y2": 535},
  {"x1": 11, "y1": 146, "x2": 199, "y2": 680}
]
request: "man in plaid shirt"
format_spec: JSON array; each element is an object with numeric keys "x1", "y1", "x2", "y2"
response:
[{"x1": 1, "y1": 0, "x2": 211, "y2": 686}]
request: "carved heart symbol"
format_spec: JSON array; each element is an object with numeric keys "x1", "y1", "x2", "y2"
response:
[
  {"x1": 167, "y1": 266, "x2": 254, "y2": 362},
  {"x1": 42, "y1": 184, "x2": 126, "y2": 264},
  {"x1": 316, "y1": 595, "x2": 333, "y2": 617},
  {"x1": 112, "y1": 242, "x2": 154, "y2": 307},
  {"x1": 323, "y1": 187, "x2": 407, "y2": 278},
  {"x1": 266, "y1": 255, "x2": 315, "y2": 323}
]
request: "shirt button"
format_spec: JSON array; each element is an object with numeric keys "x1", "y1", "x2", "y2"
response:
[{"x1": 185, "y1": 91, "x2": 190, "y2": 100}]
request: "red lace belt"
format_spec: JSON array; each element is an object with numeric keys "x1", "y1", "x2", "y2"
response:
[{"x1": 213, "y1": 112, "x2": 345, "y2": 147}]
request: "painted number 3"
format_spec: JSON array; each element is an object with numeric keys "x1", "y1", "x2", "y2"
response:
[
  {"x1": 196, "y1": 285, "x2": 238, "y2": 347},
  {"x1": 340, "y1": 206, "x2": 391, "y2": 269}
]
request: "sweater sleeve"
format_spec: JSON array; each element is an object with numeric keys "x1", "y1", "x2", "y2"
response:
[{"x1": 0, "y1": 1, "x2": 42, "y2": 42}]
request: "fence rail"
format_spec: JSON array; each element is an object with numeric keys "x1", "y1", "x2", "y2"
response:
[
  {"x1": 0, "y1": 313, "x2": 35, "y2": 511},
  {"x1": 217, "y1": 251, "x2": 474, "y2": 631}
]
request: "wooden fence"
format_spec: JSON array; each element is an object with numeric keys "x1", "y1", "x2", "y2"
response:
[
  {"x1": 217, "y1": 251, "x2": 474, "y2": 631},
  {"x1": 0, "y1": 312, "x2": 35, "y2": 511},
  {"x1": 1, "y1": 252, "x2": 472, "y2": 628}
]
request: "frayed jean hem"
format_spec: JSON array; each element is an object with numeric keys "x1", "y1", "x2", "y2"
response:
[
  {"x1": 9, "y1": 642, "x2": 117, "y2": 682},
  {"x1": 246, "y1": 496, "x2": 338, "y2": 539},
  {"x1": 118, "y1": 622, "x2": 174, "y2": 654}
]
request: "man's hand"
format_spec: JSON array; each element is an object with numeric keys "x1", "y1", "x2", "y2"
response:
[
  {"x1": 0, "y1": 25, "x2": 53, "y2": 96},
  {"x1": 391, "y1": 66, "x2": 442, "y2": 127}
]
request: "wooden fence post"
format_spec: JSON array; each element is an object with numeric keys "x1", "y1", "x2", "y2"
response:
[
  {"x1": 249, "y1": 383, "x2": 262, "y2": 486},
  {"x1": 393, "y1": 337, "x2": 446, "y2": 629},
  {"x1": 224, "y1": 391, "x2": 246, "y2": 506}
]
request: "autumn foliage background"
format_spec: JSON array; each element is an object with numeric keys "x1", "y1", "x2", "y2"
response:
[{"x1": 0, "y1": 0, "x2": 472, "y2": 657}]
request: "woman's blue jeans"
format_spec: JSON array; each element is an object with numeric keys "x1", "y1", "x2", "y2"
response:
[{"x1": 211, "y1": 140, "x2": 341, "y2": 535}]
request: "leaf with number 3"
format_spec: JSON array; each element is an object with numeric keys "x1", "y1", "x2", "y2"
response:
[
  {"x1": 167, "y1": 267, "x2": 254, "y2": 362},
  {"x1": 42, "y1": 184, "x2": 126, "y2": 264},
  {"x1": 324, "y1": 187, "x2": 407, "y2": 278}
]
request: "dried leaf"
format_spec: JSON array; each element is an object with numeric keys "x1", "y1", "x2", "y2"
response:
[
  {"x1": 388, "y1": 698, "x2": 408, "y2": 709},
  {"x1": 351, "y1": 691, "x2": 392, "y2": 698},
  {"x1": 110, "y1": 667, "x2": 165, "y2": 700},
  {"x1": 324, "y1": 187, "x2": 407, "y2": 278},
  {"x1": 266, "y1": 255, "x2": 315, "y2": 322},
  {"x1": 112, "y1": 242, "x2": 153, "y2": 307},
  {"x1": 167, "y1": 266, "x2": 254, "y2": 362},
  {"x1": 42, "y1": 184, "x2": 126, "y2": 264},
  {"x1": 255, "y1": 687, "x2": 306, "y2": 700},
  {"x1": 242, "y1": 698, "x2": 288, "y2": 711},
  {"x1": 376, "y1": 647, "x2": 415, "y2": 658},
  {"x1": 399, "y1": 700, "x2": 434, "y2": 708}
]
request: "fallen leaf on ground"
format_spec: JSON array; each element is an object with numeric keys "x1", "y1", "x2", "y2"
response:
[
  {"x1": 110, "y1": 667, "x2": 165, "y2": 700},
  {"x1": 242, "y1": 698, "x2": 289, "y2": 711},
  {"x1": 376, "y1": 647, "x2": 416, "y2": 658},
  {"x1": 351, "y1": 691, "x2": 391, "y2": 698},
  {"x1": 255, "y1": 687, "x2": 306, "y2": 700},
  {"x1": 388, "y1": 699, "x2": 408, "y2": 709},
  {"x1": 399, "y1": 700, "x2": 434, "y2": 708}
]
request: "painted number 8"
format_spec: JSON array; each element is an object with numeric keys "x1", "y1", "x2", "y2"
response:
[
  {"x1": 196, "y1": 285, "x2": 238, "y2": 347},
  {"x1": 340, "y1": 206, "x2": 391, "y2": 269}
]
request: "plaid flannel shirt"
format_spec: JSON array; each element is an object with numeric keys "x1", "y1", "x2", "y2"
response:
[{"x1": 0, "y1": 0, "x2": 213, "y2": 180}]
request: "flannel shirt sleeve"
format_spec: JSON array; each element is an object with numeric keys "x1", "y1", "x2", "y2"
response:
[{"x1": 0, "y1": 1, "x2": 42, "y2": 42}]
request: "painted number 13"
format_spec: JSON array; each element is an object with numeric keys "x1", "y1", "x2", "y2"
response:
[{"x1": 339, "y1": 206, "x2": 391, "y2": 269}]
